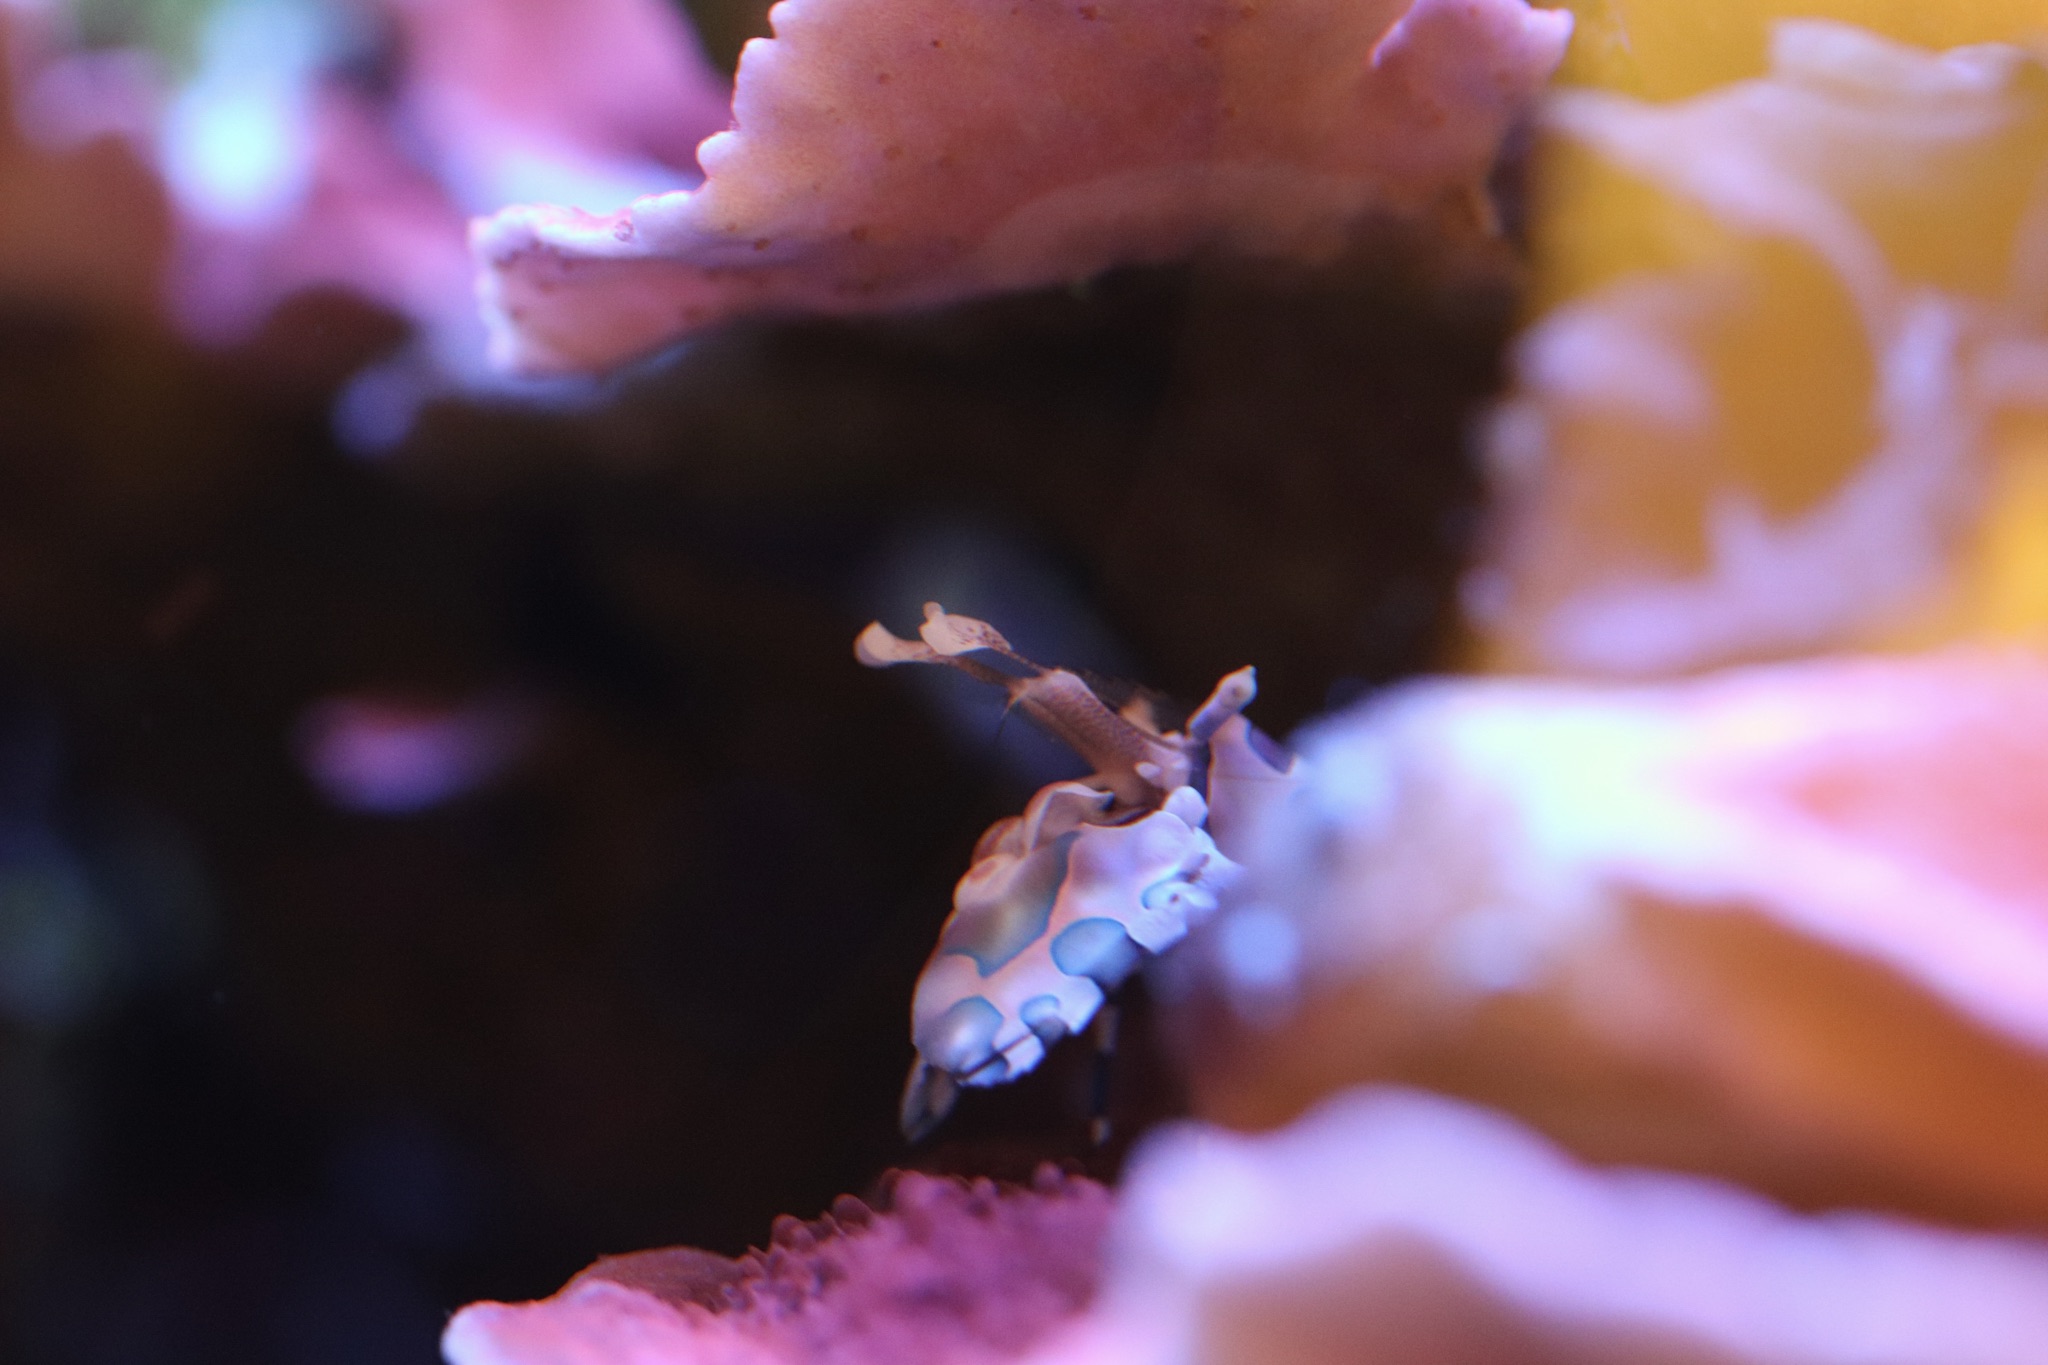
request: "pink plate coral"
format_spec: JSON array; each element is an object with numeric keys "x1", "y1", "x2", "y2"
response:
[{"x1": 472, "y1": 0, "x2": 1572, "y2": 374}]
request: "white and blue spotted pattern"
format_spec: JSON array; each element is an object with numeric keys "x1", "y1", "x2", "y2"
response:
[{"x1": 856, "y1": 604, "x2": 1298, "y2": 1137}]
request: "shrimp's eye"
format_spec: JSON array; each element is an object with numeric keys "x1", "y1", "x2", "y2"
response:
[{"x1": 1141, "y1": 879, "x2": 1216, "y2": 916}]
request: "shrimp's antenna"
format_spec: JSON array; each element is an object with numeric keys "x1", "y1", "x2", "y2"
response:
[{"x1": 856, "y1": 603, "x2": 1198, "y2": 806}]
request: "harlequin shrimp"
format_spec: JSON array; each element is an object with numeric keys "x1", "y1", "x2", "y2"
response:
[{"x1": 856, "y1": 604, "x2": 1301, "y2": 1139}]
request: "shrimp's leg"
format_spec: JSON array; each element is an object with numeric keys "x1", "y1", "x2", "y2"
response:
[{"x1": 1087, "y1": 1002, "x2": 1120, "y2": 1149}]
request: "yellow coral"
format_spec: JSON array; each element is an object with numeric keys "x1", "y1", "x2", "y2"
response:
[
  {"x1": 1545, "y1": 0, "x2": 2048, "y2": 98},
  {"x1": 1922, "y1": 419, "x2": 2048, "y2": 646},
  {"x1": 1472, "y1": 21, "x2": 2048, "y2": 674}
]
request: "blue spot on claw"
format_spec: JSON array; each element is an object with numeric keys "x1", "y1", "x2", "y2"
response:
[
  {"x1": 1051, "y1": 918, "x2": 1142, "y2": 986},
  {"x1": 940, "y1": 836, "x2": 1074, "y2": 976},
  {"x1": 915, "y1": 996, "x2": 1004, "y2": 1074},
  {"x1": 1019, "y1": 994, "x2": 1068, "y2": 1041}
]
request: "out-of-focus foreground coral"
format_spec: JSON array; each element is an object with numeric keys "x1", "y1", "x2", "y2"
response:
[
  {"x1": 1026, "y1": 1088, "x2": 2048, "y2": 1365},
  {"x1": 472, "y1": 0, "x2": 1571, "y2": 374},
  {"x1": 1182, "y1": 647, "x2": 2048, "y2": 1225}
]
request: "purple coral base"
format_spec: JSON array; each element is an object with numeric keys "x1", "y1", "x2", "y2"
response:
[{"x1": 443, "y1": 1166, "x2": 1113, "y2": 1365}]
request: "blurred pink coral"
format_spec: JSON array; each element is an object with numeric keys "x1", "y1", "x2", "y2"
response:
[
  {"x1": 472, "y1": 0, "x2": 1571, "y2": 374},
  {"x1": 10, "y1": 0, "x2": 731, "y2": 404},
  {"x1": 176, "y1": 0, "x2": 731, "y2": 393},
  {"x1": 294, "y1": 691, "x2": 536, "y2": 813},
  {"x1": 389, "y1": 0, "x2": 730, "y2": 200},
  {"x1": 1182, "y1": 647, "x2": 2048, "y2": 1225},
  {"x1": 1029, "y1": 1086, "x2": 2048, "y2": 1365},
  {"x1": 166, "y1": 78, "x2": 469, "y2": 348},
  {"x1": 442, "y1": 1167, "x2": 1112, "y2": 1365}
]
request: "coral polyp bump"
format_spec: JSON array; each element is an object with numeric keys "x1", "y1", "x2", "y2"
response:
[{"x1": 855, "y1": 604, "x2": 1299, "y2": 1137}]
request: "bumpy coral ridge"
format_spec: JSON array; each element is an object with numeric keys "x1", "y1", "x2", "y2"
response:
[{"x1": 442, "y1": 1166, "x2": 1113, "y2": 1365}]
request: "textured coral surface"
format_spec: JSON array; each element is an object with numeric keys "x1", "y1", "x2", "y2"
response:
[
  {"x1": 473, "y1": 0, "x2": 1569, "y2": 373},
  {"x1": 443, "y1": 1168, "x2": 1112, "y2": 1365}
]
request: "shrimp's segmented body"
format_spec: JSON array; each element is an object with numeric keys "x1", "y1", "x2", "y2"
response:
[{"x1": 856, "y1": 604, "x2": 1299, "y2": 1138}]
